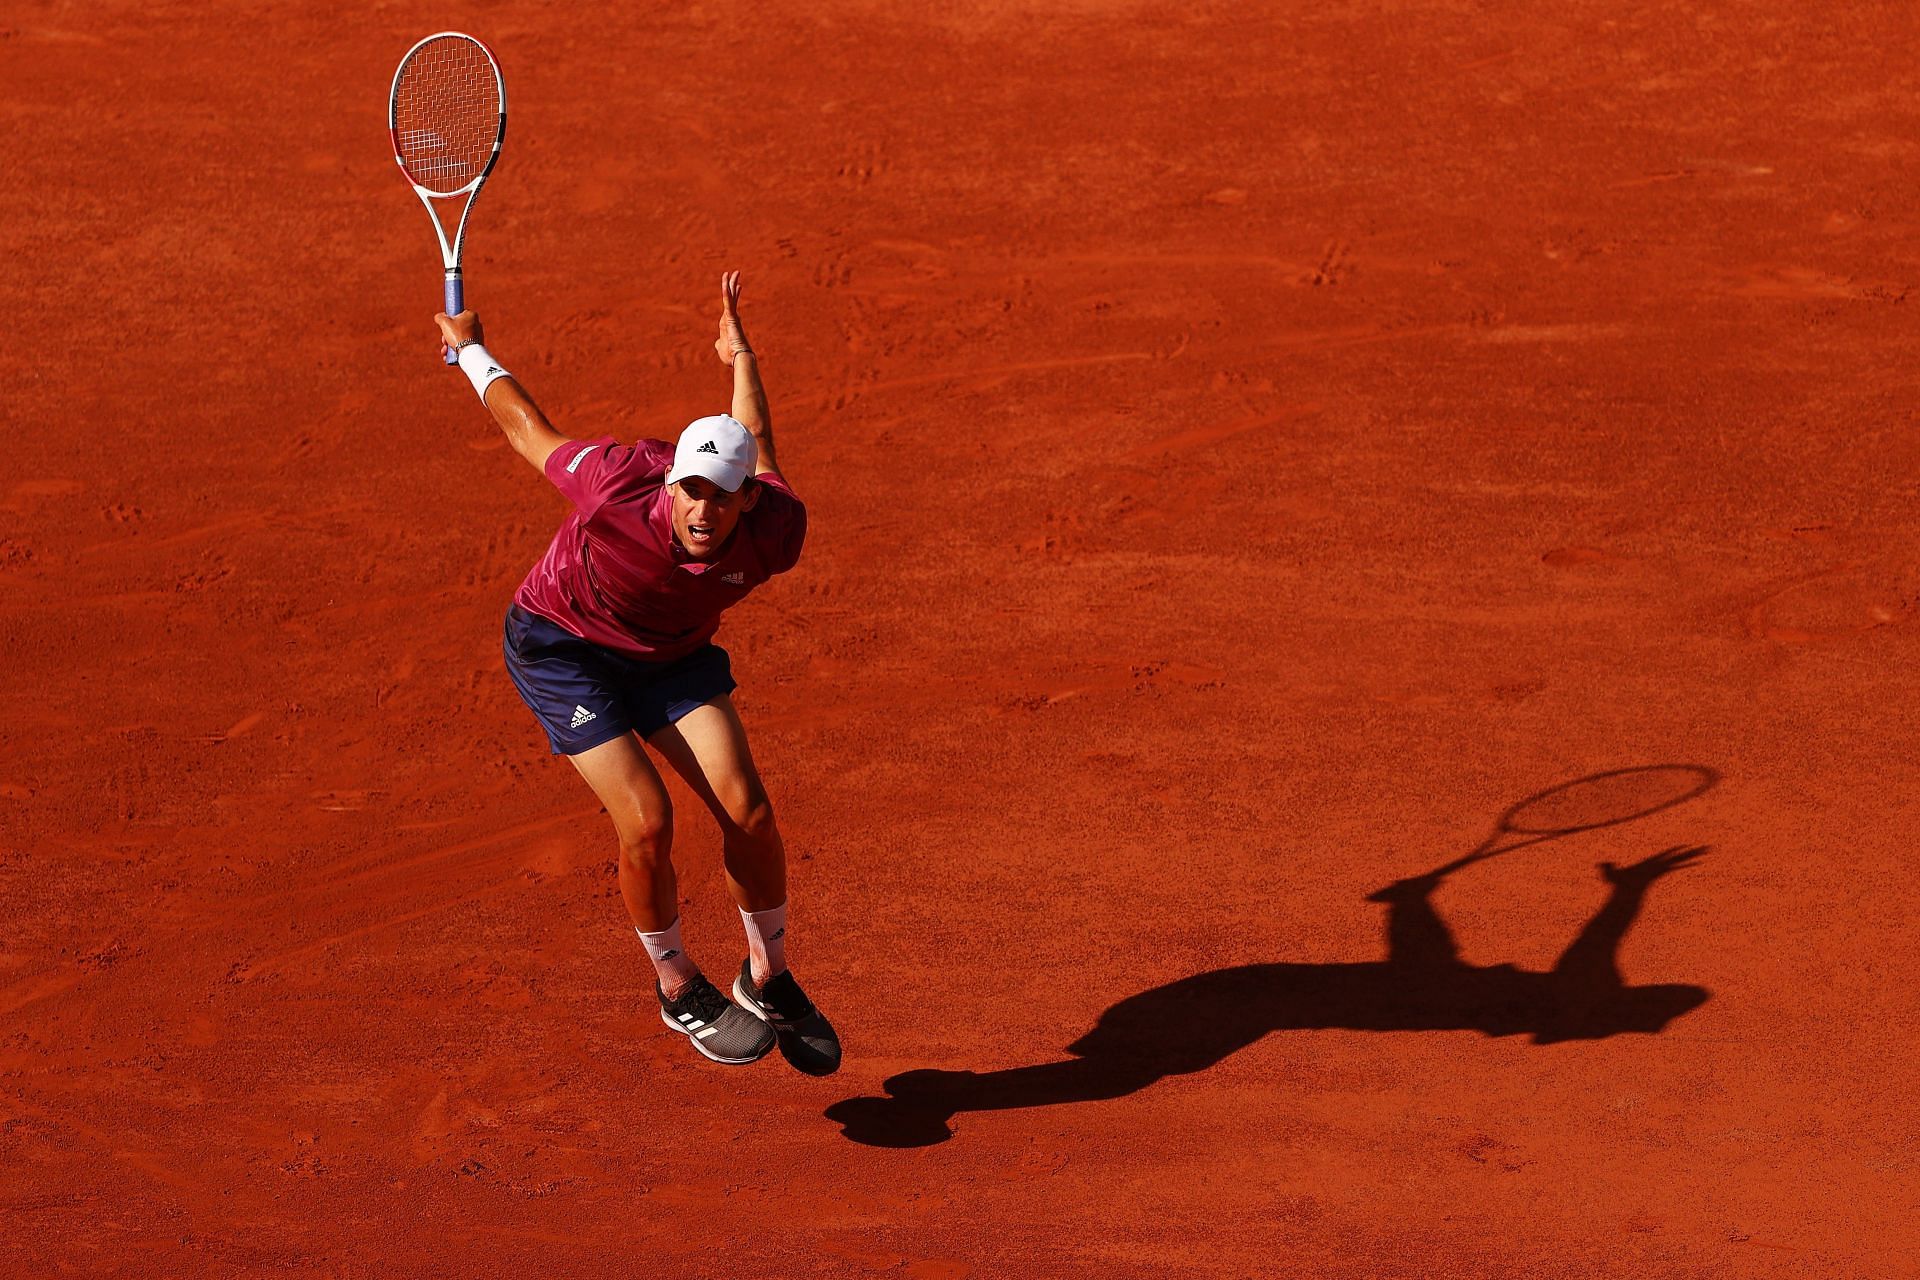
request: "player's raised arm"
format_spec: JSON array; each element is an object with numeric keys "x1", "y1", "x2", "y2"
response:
[
  {"x1": 435, "y1": 309, "x2": 569, "y2": 473},
  {"x1": 714, "y1": 272, "x2": 780, "y2": 478}
]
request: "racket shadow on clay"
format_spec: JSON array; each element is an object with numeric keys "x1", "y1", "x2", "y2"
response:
[{"x1": 827, "y1": 766, "x2": 1717, "y2": 1149}]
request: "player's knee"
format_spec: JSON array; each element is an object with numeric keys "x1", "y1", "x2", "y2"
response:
[
  {"x1": 617, "y1": 809, "x2": 673, "y2": 869},
  {"x1": 734, "y1": 792, "x2": 777, "y2": 844}
]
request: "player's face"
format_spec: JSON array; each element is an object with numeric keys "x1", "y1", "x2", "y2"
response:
[{"x1": 669, "y1": 476, "x2": 760, "y2": 559}]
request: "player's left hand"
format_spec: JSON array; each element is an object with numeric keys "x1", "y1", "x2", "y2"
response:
[
  {"x1": 1600, "y1": 845, "x2": 1707, "y2": 888},
  {"x1": 436, "y1": 309, "x2": 484, "y2": 361},
  {"x1": 714, "y1": 271, "x2": 751, "y2": 366}
]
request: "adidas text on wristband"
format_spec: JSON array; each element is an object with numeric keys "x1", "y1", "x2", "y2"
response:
[{"x1": 456, "y1": 343, "x2": 513, "y2": 401}]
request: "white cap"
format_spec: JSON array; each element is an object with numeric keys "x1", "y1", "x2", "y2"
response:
[{"x1": 665, "y1": 415, "x2": 758, "y2": 492}]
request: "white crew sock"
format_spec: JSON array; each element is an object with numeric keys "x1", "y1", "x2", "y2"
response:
[
  {"x1": 636, "y1": 918, "x2": 699, "y2": 996},
  {"x1": 739, "y1": 902, "x2": 789, "y2": 984}
]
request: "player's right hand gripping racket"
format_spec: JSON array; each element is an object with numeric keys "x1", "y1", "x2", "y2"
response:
[{"x1": 388, "y1": 33, "x2": 506, "y2": 363}]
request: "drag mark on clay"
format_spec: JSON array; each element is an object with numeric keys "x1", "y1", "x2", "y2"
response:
[
  {"x1": 862, "y1": 351, "x2": 1158, "y2": 389},
  {"x1": 232, "y1": 872, "x2": 538, "y2": 982},
  {"x1": 1476, "y1": 323, "x2": 1624, "y2": 344},
  {"x1": 1049, "y1": 244, "x2": 1440, "y2": 283},
  {"x1": 4, "y1": 478, "x2": 85, "y2": 505},
  {"x1": 790, "y1": 352, "x2": 1157, "y2": 408},
  {"x1": 1054, "y1": 250, "x2": 1317, "y2": 276},
  {"x1": 1122, "y1": 403, "x2": 1322, "y2": 461},
  {"x1": 1266, "y1": 322, "x2": 1469, "y2": 353},
  {"x1": 214, "y1": 806, "x2": 603, "y2": 951},
  {"x1": 1746, "y1": 565, "x2": 1911, "y2": 643},
  {"x1": 1541, "y1": 546, "x2": 1618, "y2": 566},
  {"x1": 1610, "y1": 159, "x2": 1774, "y2": 189},
  {"x1": 0, "y1": 965, "x2": 84, "y2": 1017},
  {"x1": 75, "y1": 502, "x2": 368, "y2": 558},
  {"x1": 194, "y1": 711, "x2": 267, "y2": 745},
  {"x1": 1722, "y1": 266, "x2": 1908, "y2": 302},
  {"x1": 0, "y1": 1088, "x2": 201, "y2": 1195},
  {"x1": 1001, "y1": 659, "x2": 1226, "y2": 708},
  {"x1": 290, "y1": 805, "x2": 601, "y2": 894},
  {"x1": 1457, "y1": 48, "x2": 1517, "y2": 72},
  {"x1": 1610, "y1": 169, "x2": 1698, "y2": 189},
  {"x1": 469, "y1": 1225, "x2": 612, "y2": 1247}
]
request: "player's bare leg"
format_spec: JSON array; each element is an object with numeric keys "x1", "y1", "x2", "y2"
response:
[
  {"x1": 647, "y1": 697, "x2": 786, "y2": 925},
  {"x1": 567, "y1": 734, "x2": 678, "y2": 933},
  {"x1": 568, "y1": 732, "x2": 775, "y2": 1065},
  {"x1": 649, "y1": 696, "x2": 841, "y2": 1075}
]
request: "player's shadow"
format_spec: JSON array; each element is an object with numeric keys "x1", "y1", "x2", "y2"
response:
[{"x1": 826, "y1": 846, "x2": 1711, "y2": 1148}]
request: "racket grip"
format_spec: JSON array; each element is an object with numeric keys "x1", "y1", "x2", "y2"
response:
[{"x1": 442, "y1": 273, "x2": 464, "y2": 365}]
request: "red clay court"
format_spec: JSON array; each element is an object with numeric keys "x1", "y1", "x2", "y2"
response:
[{"x1": 4, "y1": 2, "x2": 1918, "y2": 1275}]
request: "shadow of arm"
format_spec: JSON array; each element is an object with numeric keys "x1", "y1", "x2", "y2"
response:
[{"x1": 1551, "y1": 846, "x2": 1705, "y2": 986}]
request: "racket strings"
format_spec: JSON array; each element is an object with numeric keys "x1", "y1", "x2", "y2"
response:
[
  {"x1": 1499, "y1": 766, "x2": 1715, "y2": 837},
  {"x1": 393, "y1": 37, "x2": 499, "y2": 194}
]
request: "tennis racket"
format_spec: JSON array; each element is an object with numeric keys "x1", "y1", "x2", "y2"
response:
[
  {"x1": 1429, "y1": 764, "x2": 1718, "y2": 878},
  {"x1": 388, "y1": 32, "x2": 506, "y2": 364}
]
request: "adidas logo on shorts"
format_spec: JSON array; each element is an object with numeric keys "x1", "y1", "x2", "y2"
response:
[{"x1": 570, "y1": 705, "x2": 596, "y2": 728}]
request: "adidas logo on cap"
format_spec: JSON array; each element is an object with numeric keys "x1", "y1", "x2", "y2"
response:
[{"x1": 696, "y1": 440, "x2": 719, "y2": 454}]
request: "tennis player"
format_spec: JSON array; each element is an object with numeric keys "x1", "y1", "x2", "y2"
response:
[{"x1": 433, "y1": 272, "x2": 839, "y2": 1075}]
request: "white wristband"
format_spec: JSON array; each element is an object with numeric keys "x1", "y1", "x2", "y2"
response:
[{"x1": 456, "y1": 343, "x2": 513, "y2": 401}]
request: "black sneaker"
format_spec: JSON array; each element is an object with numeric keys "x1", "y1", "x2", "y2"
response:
[
  {"x1": 734, "y1": 961, "x2": 842, "y2": 1077},
  {"x1": 657, "y1": 974, "x2": 775, "y2": 1065}
]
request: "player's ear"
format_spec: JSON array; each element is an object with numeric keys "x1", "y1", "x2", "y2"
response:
[{"x1": 738, "y1": 479, "x2": 762, "y2": 511}]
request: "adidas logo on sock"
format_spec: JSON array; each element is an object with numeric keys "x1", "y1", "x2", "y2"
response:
[
  {"x1": 570, "y1": 705, "x2": 596, "y2": 728},
  {"x1": 696, "y1": 440, "x2": 719, "y2": 454}
]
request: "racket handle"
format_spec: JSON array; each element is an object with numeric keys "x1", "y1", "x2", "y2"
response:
[{"x1": 443, "y1": 272, "x2": 464, "y2": 365}]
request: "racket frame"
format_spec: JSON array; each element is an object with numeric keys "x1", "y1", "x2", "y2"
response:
[
  {"x1": 387, "y1": 31, "x2": 507, "y2": 361},
  {"x1": 1431, "y1": 764, "x2": 1717, "y2": 877}
]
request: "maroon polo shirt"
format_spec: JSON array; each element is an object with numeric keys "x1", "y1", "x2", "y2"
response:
[{"x1": 512, "y1": 436, "x2": 806, "y2": 662}]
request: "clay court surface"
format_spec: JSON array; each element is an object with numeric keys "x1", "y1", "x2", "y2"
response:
[{"x1": 6, "y1": 1, "x2": 1920, "y2": 1274}]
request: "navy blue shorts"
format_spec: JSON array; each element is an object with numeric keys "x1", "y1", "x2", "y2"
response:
[{"x1": 502, "y1": 605, "x2": 736, "y2": 755}]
